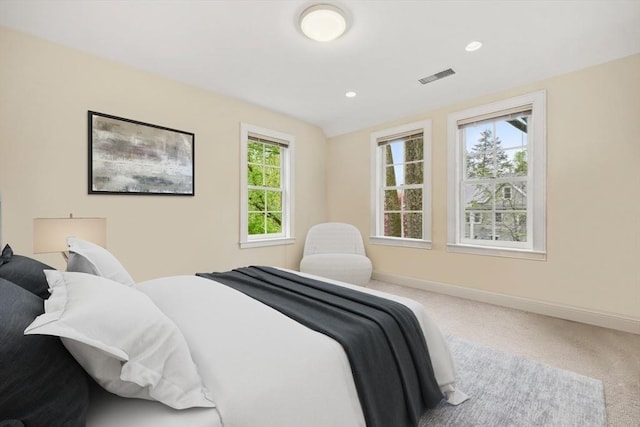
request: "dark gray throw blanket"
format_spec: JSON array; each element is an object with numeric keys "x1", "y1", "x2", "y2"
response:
[{"x1": 197, "y1": 266, "x2": 443, "y2": 427}]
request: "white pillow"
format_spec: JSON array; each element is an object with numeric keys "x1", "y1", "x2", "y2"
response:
[
  {"x1": 66, "y1": 237, "x2": 135, "y2": 286},
  {"x1": 24, "y1": 270, "x2": 215, "y2": 410}
]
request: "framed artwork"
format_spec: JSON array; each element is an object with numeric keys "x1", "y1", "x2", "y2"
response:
[{"x1": 88, "y1": 111, "x2": 194, "y2": 196}]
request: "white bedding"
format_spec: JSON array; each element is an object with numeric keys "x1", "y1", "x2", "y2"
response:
[{"x1": 86, "y1": 269, "x2": 465, "y2": 427}]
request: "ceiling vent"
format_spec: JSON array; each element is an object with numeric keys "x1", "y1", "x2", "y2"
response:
[{"x1": 418, "y1": 68, "x2": 456, "y2": 85}]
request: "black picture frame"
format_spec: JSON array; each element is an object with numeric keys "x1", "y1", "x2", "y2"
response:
[{"x1": 88, "y1": 111, "x2": 194, "y2": 196}]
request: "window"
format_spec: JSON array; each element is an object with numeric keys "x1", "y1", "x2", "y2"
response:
[
  {"x1": 370, "y1": 120, "x2": 432, "y2": 248},
  {"x1": 447, "y1": 91, "x2": 546, "y2": 259},
  {"x1": 466, "y1": 212, "x2": 483, "y2": 224},
  {"x1": 240, "y1": 123, "x2": 294, "y2": 248},
  {"x1": 503, "y1": 186, "x2": 512, "y2": 200}
]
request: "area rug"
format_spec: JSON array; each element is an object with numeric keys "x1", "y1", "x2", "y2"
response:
[{"x1": 419, "y1": 336, "x2": 606, "y2": 426}]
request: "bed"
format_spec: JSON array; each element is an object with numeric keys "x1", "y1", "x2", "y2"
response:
[{"x1": 0, "y1": 239, "x2": 467, "y2": 427}]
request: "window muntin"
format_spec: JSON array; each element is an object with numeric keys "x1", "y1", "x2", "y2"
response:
[
  {"x1": 371, "y1": 121, "x2": 432, "y2": 248},
  {"x1": 447, "y1": 91, "x2": 546, "y2": 258},
  {"x1": 240, "y1": 123, "x2": 294, "y2": 248}
]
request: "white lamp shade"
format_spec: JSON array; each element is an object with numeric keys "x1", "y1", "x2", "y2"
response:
[
  {"x1": 300, "y1": 4, "x2": 347, "y2": 42},
  {"x1": 34, "y1": 217, "x2": 106, "y2": 253}
]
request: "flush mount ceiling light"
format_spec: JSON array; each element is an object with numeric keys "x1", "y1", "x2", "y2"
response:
[
  {"x1": 465, "y1": 40, "x2": 483, "y2": 52},
  {"x1": 300, "y1": 4, "x2": 347, "y2": 42},
  {"x1": 345, "y1": 91, "x2": 357, "y2": 98}
]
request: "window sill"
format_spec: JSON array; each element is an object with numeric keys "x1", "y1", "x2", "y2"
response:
[
  {"x1": 240, "y1": 237, "x2": 295, "y2": 249},
  {"x1": 369, "y1": 236, "x2": 432, "y2": 249},
  {"x1": 447, "y1": 243, "x2": 546, "y2": 260}
]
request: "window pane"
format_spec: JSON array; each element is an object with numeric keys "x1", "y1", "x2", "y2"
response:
[
  {"x1": 265, "y1": 213, "x2": 282, "y2": 234},
  {"x1": 266, "y1": 190, "x2": 281, "y2": 211},
  {"x1": 385, "y1": 142, "x2": 404, "y2": 165},
  {"x1": 505, "y1": 149, "x2": 528, "y2": 176},
  {"x1": 247, "y1": 164, "x2": 263, "y2": 186},
  {"x1": 465, "y1": 128, "x2": 495, "y2": 178},
  {"x1": 468, "y1": 222, "x2": 494, "y2": 241},
  {"x1": 464, "y1": 183, "x2": 493, "y2": 211},
  {"x1": 384, "y1": 144, "x2": 393, "y2": 165},
  {"x1": 264, "y1": 166, "x2": 281, "y2": 188},
  {"x1": 404, "y1": 212, "x2": 422, "y2": 239},
  {"x1": 384, "y1": 189, "x2": 401, "y2": 211},
  {"x1": 247, "y1": 142, "x2": 263, "y2": 163},
  {"x1": 464, "y1": 128, "x2": 514, "y2": 178},
  {"x1": 248, "y1": 213, "x2": 265, "y2": 235},
  {"x1": 385, "y1": 165, "x2": 403, "y2": 186},
  {"x1": 405, "y1": 162, "x2": 423, "y2": 185},
  {"x1": 248, "y1": 189, "x2": 265, "y2": 211},
  {"x1": 500, "y1": 212, "x2": 528, "y2": 242},
  {"x1": 495, "y1": 222, "x2": 526, "y2": 242},
  {"x1": 384, "y1": 213, "x2": 402, "y2": 237},
  {"x1": 404, "y1": 188, "x2": 422, "y2": 211},
  {"x1": 496, "y1": 116, "x2": 528, "y2": 150},
  {"x1": 463, "y1": 212, "x2": 488, "y2": 238},
  {"x1": 405, "y1": 137, "x2": 423, "y2": 162},
  {"x1": 264, "y1": 145, "x2": 281, "y2": 166},
  {"x1": 496, "y1": 182, "x2": 527, "y2": 210}
]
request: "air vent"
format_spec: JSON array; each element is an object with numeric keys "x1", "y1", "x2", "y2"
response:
[{"x1": 418, "y1": 68, "x2": 456, "y2": 85}]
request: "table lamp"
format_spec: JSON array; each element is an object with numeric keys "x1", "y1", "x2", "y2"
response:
[{"x1": 33, "y1": 214, "x2": 106, "y2": 260}]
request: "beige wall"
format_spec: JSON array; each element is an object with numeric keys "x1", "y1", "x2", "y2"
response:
[
  {"x1": 0, "y1": 27, "x2": 327, "y2": 280},
  {"x1": 327, "y1": 54, "x2": 640, "y2": 320},
  {"x1": 2, "y1": 26, "x2": 638, "y2": 322}
]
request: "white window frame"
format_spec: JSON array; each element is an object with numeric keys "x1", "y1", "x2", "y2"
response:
[
  {"x1": 240, "y1": 123, "x2": 295, "y2": 248},
  {"x1": 370, "y1": 120, "x2": 432, "y2": 249},
  {"x1": 447, "y1": 91, "x2": 546, "y2": 260}
]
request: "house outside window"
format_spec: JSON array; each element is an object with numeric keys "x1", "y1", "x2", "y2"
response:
[
  {"x1": 447, "y1": 91, "x2": 546, "y2": 259},
  {"x1": 240, "y1": 123, "x2": 294, "y2": 248},
  {"x1": 370, "y1": 120, "x2": 432, "y2": 249}
]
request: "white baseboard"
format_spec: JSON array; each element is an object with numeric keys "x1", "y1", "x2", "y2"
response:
[{"x1": 372, "y1": 271, "x2": 640, "y2": 335}]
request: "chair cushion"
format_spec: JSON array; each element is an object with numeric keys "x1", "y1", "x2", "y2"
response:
[
  {"x1": 303, "y1": 223, "x2": 366, "y2": 257},
  {"x1": 300, "y1": 254, "x2": 372, "y2": 286}
]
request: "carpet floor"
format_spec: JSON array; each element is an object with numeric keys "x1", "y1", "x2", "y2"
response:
[
  {"x1": 419, "y1": 335, "x2": 606, "y2": 426},
  {"x1": 366, "y1": 279, "x2": 639, "y2": 427}
]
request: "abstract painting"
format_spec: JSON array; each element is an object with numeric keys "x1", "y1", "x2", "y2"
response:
[{"x1": 88, "y1": 111, "x2": 194, "y2": 195}]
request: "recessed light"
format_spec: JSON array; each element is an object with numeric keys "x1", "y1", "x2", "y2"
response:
[
  {"x1": 345, "y1": 91, "x2": 357, "y2": 98},
  {"x1": 300, "y1": 4, "x2": 348, "y2": 42},
  {"x1": 465, "y1": 40, "x2": 483, "y2": 52}
]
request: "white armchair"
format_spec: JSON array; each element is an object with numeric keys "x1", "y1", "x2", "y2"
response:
[{"x1": 299, "y1": 222, "x2": 372, "y2": 286}]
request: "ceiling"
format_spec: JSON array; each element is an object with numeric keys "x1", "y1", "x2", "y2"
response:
[{"x1": 1, "y1": 0, "x2": 639, "y2": 137}]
